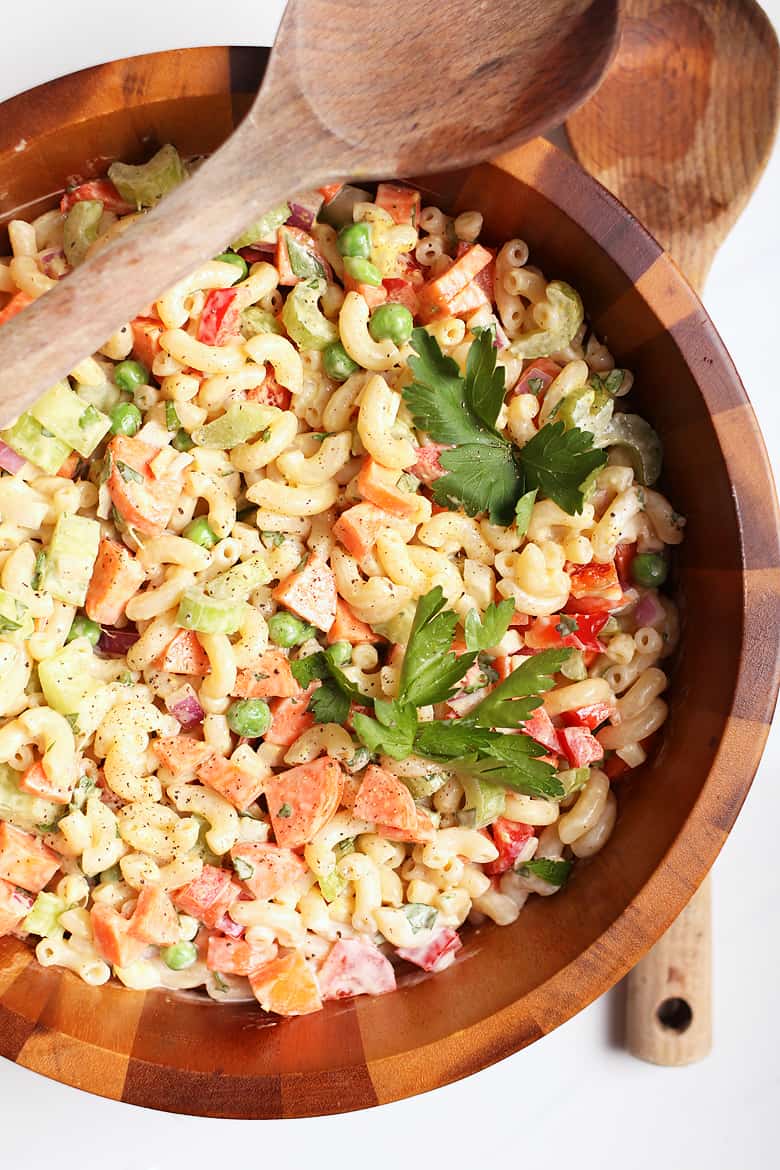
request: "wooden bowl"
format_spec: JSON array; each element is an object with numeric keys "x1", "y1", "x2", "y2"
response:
[{"x1": 0, "y1": 47, "x2": 778, "y2": 1119}]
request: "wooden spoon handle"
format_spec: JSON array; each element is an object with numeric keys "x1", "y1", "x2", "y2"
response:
[
  {"x1": 0, "y1": 114, "x2": 332, "y2": 424},
  {"x1": 626, "y1": 877, "x2": 712, "y2": 1064}
]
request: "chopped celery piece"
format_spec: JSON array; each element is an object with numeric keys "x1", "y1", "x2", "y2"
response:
[
  {"x1": 23, "y1": 891, "x2": 66, "y2": 937},
  {"x1": 0, "y1": 413, "x2": 71, "y2": 474},
  {"x1": 560, "y1": 649, "x2": 587, "y2": 681},
  {"x1": 319, "y1": 870, "x2": 347, "y2": 903},
  {"x1": 231, "y1": 203, "x2": 290, "y2": 250},
  {"x1": 605, "y1": 413, "x2": 663, "y2": 486},
  {"x1": 41, "y1": 514, "x2": 100, "y2": 606},
  {"x1": 508, "y1": 281, "x2": 584, "y2": 360},
  {"x1": 240, "y1": 307, "x2": 283, "y2": 339},
  {"x1": 281, "y1": 278, "x2": 338, "y2": 351},
  {"x1": 281, "y1": 227, "x2": 325, "y2": 280},
  {"x1": 370, "y1": 602, "x2": 416, "y2": 646},
  {"x1": 0, "y1": 763, "x2": 61, "y2": 835},
  {"x1": 193, "y1": 402, "x2": 276, "y2": 449},
  {"x1": 39, "y1": 638, "x2": 100, "y2": 715},
  {"x1": 318, "y1": 185, "x2": 372, "y2": 228},
  {"x1": 108, "y1": 144, "x2": 187, "y2": 208},
  {"x1": 177, "y1": 588, "x2": 246, "y2": 635},
  {"x1": 63, "y1": 199, "x2": 102, "y2": 266},
  {"x1": 0, "y1": 588, "x2": 33, "y2": 642},
  {"x1": 404, "y1": 903, "x2": 438, "y2": 933},
  {"x1": 30, "y1": 380, "x2": 110, "y2": 456},
  {"x1": 555, "y1": 383, "x2": 614, "y2": 444},
  {"x1": 401, "y1": 770, "x2": 448, "y2": 799},
  {"x1": 557, "y1": 767, "x2": 589, "y2": 796},
  {"x1": 460, "y1": 772, "x2": 506, "y2": 828},
  {"x1": 205, "y1": 554, "x2": 271, "y2": 600}
]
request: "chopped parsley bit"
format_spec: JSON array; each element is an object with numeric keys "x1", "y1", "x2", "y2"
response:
[
  {"x1": 233, "y1": 856, "x2": 255, "y2": 881},
  {"x1": 277, "y1": 803, "x2": 293, "y2": 818},
  {"x1": 261, "y1": 531, "x2": 285, "y2": 547},
  {"x1": 116, "y1": 460, "x2": 143, "y2": 484},
  {"x1": 165, "y1": 401, "x2": 180, "y2": 431},
  {"x1": 527, "y1": 376, "x2": 545, "y2": 394},
  {"x1": 556, "y1": 615, "x2": 579, "y2": 637}
]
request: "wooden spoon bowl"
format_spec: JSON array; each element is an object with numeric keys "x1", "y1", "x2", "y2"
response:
[{"x1": 0, "y1": 48, "x2": 778, "y2": 1118}]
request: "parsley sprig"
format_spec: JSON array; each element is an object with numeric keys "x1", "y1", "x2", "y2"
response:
[{"x1": 403, "y1": 329, "x2": 606, "y2": 522}]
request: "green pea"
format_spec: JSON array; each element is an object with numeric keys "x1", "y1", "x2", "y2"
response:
[
  {"x1": 183, "y1": 516, "x2": 218, "y2": 549},
  {"x1": 325, "y1": 640, "x2": 351, "y2": 667},
  {"x1": 214, "y1": 251, "x2": 249, "y2": 279},
  {"x1": 337, "y1": 222, "x2": 372, "y2": 259},
  {"x1": 114, "y1": 359, "x2": 149, "y2": 394},
  {"x1": 631, "y1": 553, "x2": 668, "y2": 588},
  {"x1": 66, "y1": 614, "x2": 100, "y2": 646},
  {"x1": 172, "y1": 427, "x2": 194, "y2": 452},
  {"x1": 342, "y1": 256, "x2": 382, "y2": 286},
  {"x1": 227, "y1": 698, "x2": 272, "y2": 738},
  {"x1": 323, "y1": 341, "x2": 360, "y2": 382},
  {"x1": 109, "y1": 401, "x2": 142, "y2": 437},
  {"x1": 268, "y1": 611, "x2": 311, "y2": 647},
  {"x1": 162, "y1": 941, "x2": 198, "y2": 971},
  {"x1": 369, "y1": 302, "x2": 414, "y2": 345}
]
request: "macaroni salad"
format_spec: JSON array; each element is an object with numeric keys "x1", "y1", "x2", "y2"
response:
[{"x1": 0, "y1": 148, "x2": 684, "y2": 1014}]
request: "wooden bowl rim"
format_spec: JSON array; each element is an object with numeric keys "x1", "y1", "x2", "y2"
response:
[{"x1": 0, "y1": 46, "x2": 778, "y2": 1118}]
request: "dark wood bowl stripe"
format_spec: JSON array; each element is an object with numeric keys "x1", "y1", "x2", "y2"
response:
[{"x1": 0, "y1": 47, "x2": 778, "y2": 1118}]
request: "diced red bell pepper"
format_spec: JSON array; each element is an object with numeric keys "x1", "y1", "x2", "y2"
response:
[
  {"x1": 603, "y1": 753, "x2": 631, "y2": 780},
  {"x1": 397, "y1": 926, "x2": 462, "y2": 972},
  {"x1": 614, "y1": 542, "x2": 637, "y2": 589},
  {"x1": 318, "y1": 937, "x2": 396, "y2": 1000},
  {"x1": 382, "y1": 277, "x2": 420, "y2": 316},
  {"x1": 60, "y1": 178, "x2": 135, "y2": 215},
  {"x1": 411, "y1": 442, "x2": 449, "y2": 484},
  {"x1": 558, "y1": 726, "x2": 605, "y2": 768},
  {"x1": 525, "y1": 612, "x2": 608, "y2": 653},
  {"x1": 214, "y1": 910, "x2": 244, "y2": 938},
  {"x1": 0, "y1": 878, "x2": 33, "y2": 935},
  {"x1": 246, "y1": 368, "x2": 291, "y2": 410},
  {"x1": 484, "y1": 818, "x2": 534, "y2": 876},
  {"x1": 172, "y1": 864, "x2": 241, "y2": 928},
  {"x1": 207, "y1": 933, "x2": 277, "y2": 976},
  {"x1": 197, "y1": 288, "x2": 240, "y2": 346},
  {"x1": 318, "y1": 183, "x2": 344, "y2": 203},
  {"x1": 568, "y1": 561, "x2": 622, "y2": 603},
  {"x1": 522, "y1": 706, "x2": 561, "y2": 754},
  {"x1": 512, "y1": 358, "x2": 562, "y2": 397},
  {"x1": 562, "y1": 702, "x2": 617, "y2": 731}
]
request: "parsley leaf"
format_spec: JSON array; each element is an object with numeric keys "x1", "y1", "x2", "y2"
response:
[
  {"x1": 404, "y1": 328, "x2": 474, "y2": 444},
  {"x1": 353, "y1": 705, "x2": 417, "y2": 760},
  {"x1": 463, "y1": 327, "x2": 506, "y2": 430},
  {"x1": 413, "y1": 721, "x2": 564, "y2": 799},
  {"x1": 466, "y1": 647, "x2": 571, "y2": 728},
  {"x1": 464, "y1": 599, "x2": 514, "y2": 653},
  {"x1": 517, "y1": 857, "x2": 572, "y2": 886},
  {"x1": 514, "y1": 488, "x2": 537, "y2": 538},
  {"x1": 308, "y1": 680, "x2": 350, "y2": 724},
  {"x1": 290, "y1": 653, "x2": 330, "y2": 689},
  {"x1": 293, "y1": 652, "x2": 367, "y2": 721},
  {"x1": 435, "y1": 442, "x2": 522, "y2": 527},
  {"x1": 519, "y1": 421, "x2": 606, "y2": 515},
  {"x1": 399, "y1": 587, "x2": 475, "y2": 708}
]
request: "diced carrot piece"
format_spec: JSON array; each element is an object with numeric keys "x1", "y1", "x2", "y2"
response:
[
  {"x1": 107, "y1": 434, "x2": 180, "y2": 537},
  {"x1": 343, "y1": 273, "x2": 388, "y2": 308},
  {"x1": 376, "y1": 806, "x2": 436, "y2": 844},
  {"x1": 357, "y1": 457, "x2": 419, "y2": 519},
  {"x1": 85, "y1": 537, "x2": 146, "y2": 625},
  {"x1": 60, "y1": 178, "x2": 134, "y2": 215},
  {"x1": 128, "y1": 885, "x2": 180, "y2": 946},
  {"x1": 156, "y1": 629, "x2": 211, "y2": 676},
  {"x1": 333, "y1": 502, "x2": 396, "y2": 561},
  {"x1": 420, "y1": 243, "x2": 493, "y2": 313},
  {"x1": 375, "y1": 183, "x2": 421, "y2": 226},
  {"x1": 327, "y1": 597, "x2": 381, "y2": 644},
  {"x1": 263, "y1": 756, "x2": 343, "y2": 848},
  {"x1": 232, "y1": 649, "x2": 301, "y2": 699},
  {"x1": 249, "y1": 951, "x2": 322, "y2": 1016},
  {"x1": 207, "y1": 934, "x2": 277, "y2": 977},
  {"x1": 318, "y1": 183, "x2": 343, "y2": 203},
  {"x1": 230, "y1": 843, "x2": 307, "y2": 899},
  {"x1": 353, "y1": 764, "x2": 417, "y2": 832},
  {"x1": 273, "y1": 555, "x2": 337, "y2": 633},
  {"x1": 0, "y1": 291, "x2": 33, "y2": 327},
  {"x1": 56, "y1": 451, "x2": 80, "y2": 479},
  {"x1": 151, "y1": 735, "x2": 213, "y2": 778},
  {"x1": 18, "y1": 761, "x2": 71, "y2": 805},
  {"x1": 172, "y1": 864, "x2": 241, "y2": 928},
  {"x1": 90, "y1": 903, "x2": 147, "y2": 968},
  {"x1": 0, "y1": 822, "x2": 59, "y2": 892},
  {"x1": 264, "y1": 686, "x2": 318, "y2": 747},
  {"x1": 130, "y1": 316, "x2": 164, "y2": 368},
  {"x1": 198, "y1": 754, "x2": 265, "y2": 812},
  {"x1": 0, "y1": 877, "x2": 33, "y2": 936}
]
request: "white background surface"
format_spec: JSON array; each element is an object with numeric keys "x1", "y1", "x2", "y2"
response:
[{"x1": 1, "y1": 3, "x2": 778, "y2": 1166}]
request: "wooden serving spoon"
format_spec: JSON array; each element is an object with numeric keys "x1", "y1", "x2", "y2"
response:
[
  {"x1": 567, "y1": 0, "x2": 780, "y2": 1066},
  {"x1": 0, "y1": 0, "x2": 620, "y2": 422}
]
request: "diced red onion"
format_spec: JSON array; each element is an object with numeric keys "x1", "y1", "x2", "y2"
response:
[
  {"x1": 96, "y1": 624, "x2": 140, "y2": 657},
  {"x1": 0, "y1": 440, "x2": 25, "y2": 473},
  {"x1": 166, "y1": 685, "x2": 205, "y2": 728},
  {"x1": 215, "y1": 911, "x2": 244, "y2": 939},
  {"x1": 634, "y1": 590, "x2": 666, "y2": 628},
  {"x1": 38, "y1": 248, "x2": 69, "y2": 279},
  {"x1": 238, "y1": 244, "x2": 276, "y2": 263},
  {"x1": 286, "y1": 189, "x2": 324, "y2": 231},
  {"x1": 494, "y1": 320, "x2": 510, "y2": 349}
]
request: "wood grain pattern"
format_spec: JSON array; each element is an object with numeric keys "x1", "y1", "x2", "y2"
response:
[
  {"x1": 0, "y1": 0, "x2": 620, "y2": 429},
  {"x1": 0, "y1": 46, "x2": 778, "y2": 1118},
  {"x1": 567, "y1": 0, "x2": 780, "y2": 1067}
]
